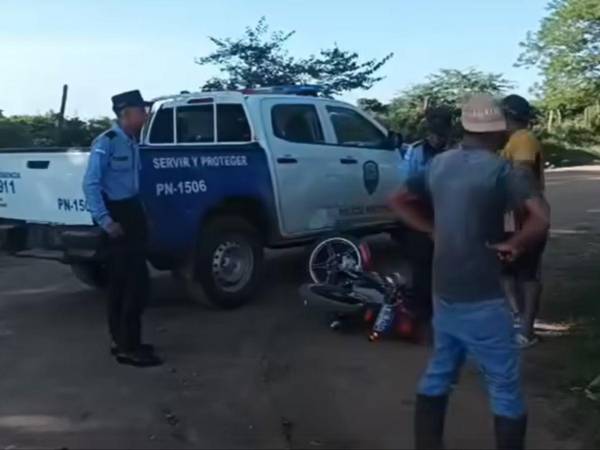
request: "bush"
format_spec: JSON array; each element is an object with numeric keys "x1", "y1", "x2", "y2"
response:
[
  {"x1": 538, "y1": 124, "x2": 600, "y2": 168},
  {"x1": 0, "y1": 113, "x2": 112, "y2": 149},
  {"x1": 0, "y1": 119, "x2": 33, "y2": 147}
]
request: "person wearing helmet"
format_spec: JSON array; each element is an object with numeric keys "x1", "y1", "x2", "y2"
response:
[{"x1": 501, "y1": 94, "x2": 548, "y2": 349}]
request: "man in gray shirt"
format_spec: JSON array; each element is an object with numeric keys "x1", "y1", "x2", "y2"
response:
[{"x1": 390, "y1": 94, "x2": 549, "y2": 450}]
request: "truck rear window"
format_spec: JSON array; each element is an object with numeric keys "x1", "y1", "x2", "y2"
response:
[
  {"x1": 149, "y1": 108, "x2": 174, "y2": 144},
  {"x1": 177, "y1": 105, "x2": 215, "y2": 143},
  {"x1": 217, "y1": 104, "x2": 251, "y2": 142}
]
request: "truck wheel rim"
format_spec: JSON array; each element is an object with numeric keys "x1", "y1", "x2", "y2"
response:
[{"x1": 212, "y1": 240, "x2": 254, "y2": 293}]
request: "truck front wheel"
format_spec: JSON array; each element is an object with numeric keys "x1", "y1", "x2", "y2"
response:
[
  {"x1": 70, "y1": 262, "x2": 108, "y2": 289},
  {"x1": 184, "y1": 216, "x2": 264, "y2": 309}
]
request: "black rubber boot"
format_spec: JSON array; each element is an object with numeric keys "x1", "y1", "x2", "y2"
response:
[
  {"x1": 415, "y1": 394, "x2": 448, "y2": 450},
  {"x1": 115, "y1": 349, "x2": 163, "y2": 368},
  {"x1": 110, "y1": 343, "x2": 155, "y2": 356},
  {"x1": 494, "y1": 415, "x2": 527, "y2": 450}
]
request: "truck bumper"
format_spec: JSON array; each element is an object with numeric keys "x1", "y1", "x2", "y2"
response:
[
  {"x1": 0, "y1": 222, "x2": 27, "y2": 252},
  {"x1": 0, "y1": 221, "x2": 105, "y2": 263}
]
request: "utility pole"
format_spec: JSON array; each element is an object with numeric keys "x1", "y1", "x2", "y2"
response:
[{"x1": 56, "y1": 84, "x2": 68, "y2": 144}]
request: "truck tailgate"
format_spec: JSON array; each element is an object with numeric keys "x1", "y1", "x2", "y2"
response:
[{"x1": 0, "y1": 149, "x2": 93, "y2": 225}]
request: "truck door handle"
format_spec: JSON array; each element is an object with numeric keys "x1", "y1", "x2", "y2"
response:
[
  {"x1": 277, "y1": 157, "x2": 298, "y2": 164},
  {"x1": 27, "y1": 160, "x2": 50, "y2": 169},
  {"x1": 340, "y1": 158, "x2": 357, "y2": 164}
]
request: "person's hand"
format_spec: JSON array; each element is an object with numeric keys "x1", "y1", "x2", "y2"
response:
[
  {"x1": 106, "y1": 222, "x2": 125, "y2": 239},
  {"x1": 487, "y1": 241, "x2": 521, "y2": 263}
]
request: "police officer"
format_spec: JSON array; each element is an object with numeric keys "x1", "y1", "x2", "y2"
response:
[
  {"x1": 83, "y1": 90, "x2": 162, "y2": 367},
  {"x1": 401, "y1": 106, "x2": 453, "y2": 322},
  {"x1": 402, "y1": 107, "x2": 453, "y2": 179}
]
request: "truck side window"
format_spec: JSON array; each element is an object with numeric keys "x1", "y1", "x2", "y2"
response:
[
  {"x1": 149, "y1": 107, "x2": 174, "y2": 144},
  {"x1": 327, "y1": 106, "x2": 386, "y2": 148},
  {"x1": 217, "y1": 104, "x2": 251, "y2": 142},
  {"x1": 176, "y1": 105, "x2": 214, "y2": 143},
  {"x1": 272, "y1": 105, "x2": 324, "y2": 144}
]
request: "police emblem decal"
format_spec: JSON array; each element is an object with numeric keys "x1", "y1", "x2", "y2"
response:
[{"x1": 363, "y1": 161, "x2": 379, "y2": 195}]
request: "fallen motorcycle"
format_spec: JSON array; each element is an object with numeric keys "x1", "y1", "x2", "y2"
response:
[{"x1": 301, "y1": 236, "x2": 417, "y2": 341}]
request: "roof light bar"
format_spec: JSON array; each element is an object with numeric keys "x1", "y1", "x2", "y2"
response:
[{"x1": 241, "y1": 85, "x2": 322, "y2": 96}]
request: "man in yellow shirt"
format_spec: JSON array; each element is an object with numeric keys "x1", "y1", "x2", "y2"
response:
[{"x1": 501, "y1": 95, "x2": 548, "y2": 348}]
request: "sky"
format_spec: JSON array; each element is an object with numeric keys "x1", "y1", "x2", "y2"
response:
[{"x1": 0, "y1": 0, "x2": 548, "y2": 118}]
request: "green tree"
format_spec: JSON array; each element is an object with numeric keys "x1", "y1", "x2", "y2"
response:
[
  {"x1": 0, "y1": 114, "x2": 112, "y2": 149},
  {"x1": 356, "y1": 98, "x2": 391, "y2": 127},
  {"x1": 357, "y1": 98, "x2": 389, "y2": 115},
  {"x1": 385, "y1": 68, "x2": 513, "y2": 140},
  {"x1": 86, "y1": 118, "x2": 113, "y2": 141},
  {"x1": 58, "y1": 116, "x2": 112, "y2": 147},
  {"x1": 517, "y1": 0, "x2": 600, "y2": 112},
  {"x1": 9, "y1": 113, "x2": 58, "y2": 146},
  {"x1": 196, "y1": 17, "x2": 393, "y2": 97},
  {"x1": 0, "y1": 118, "x2": 32, "y2": 147}
]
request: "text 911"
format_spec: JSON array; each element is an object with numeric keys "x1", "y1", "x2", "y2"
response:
[{"x1": 0, "y1": 180, "x2": 16, "y2": 194}]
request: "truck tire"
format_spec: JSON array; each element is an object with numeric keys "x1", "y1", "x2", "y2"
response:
[
  {"x1": 185, "y1": 216, "x2": 264, "y2": 309},
  {"x1": 70, "y1": 262, "x2": 108, "y2": 289}
]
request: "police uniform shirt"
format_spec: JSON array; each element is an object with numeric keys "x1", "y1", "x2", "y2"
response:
[{"x1": 82, "y1": 124, "x2": 141, "y2": 230}]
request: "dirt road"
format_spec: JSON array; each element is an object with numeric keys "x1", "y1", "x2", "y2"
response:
[
  {"x1": 0, "y1": 169, "x2": 597, "y2": 449},
  {"x1": 546, "y1": 168, "x2": 600, "y2": 233}
]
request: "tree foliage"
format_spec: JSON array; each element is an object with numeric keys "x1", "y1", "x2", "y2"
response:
[
  {"x1": 384, "y1": 69, "x2": 513, "y2": 140},
  {"x1": 196, "y1": 17, "x2": 393, "y2": 96},
  {"x1": 0, "y1": 113, "x2": 112, "y2": 148},
  {"x1": 517, "y1": 0, "x2": 600, "y2": 112}
]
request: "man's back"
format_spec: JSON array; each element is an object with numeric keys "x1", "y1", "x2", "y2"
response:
[{"x1": 428, "y1": 148, "x2": 513, "y2": 302}]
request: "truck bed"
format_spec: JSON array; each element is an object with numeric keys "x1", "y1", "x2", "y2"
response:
[{"x1": 0, "y1": 147, "x2": 93, "y2": 225}]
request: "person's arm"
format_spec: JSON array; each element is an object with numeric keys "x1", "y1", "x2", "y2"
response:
[
  {"x1": 82, "y1": 138, "x2": 123, "y2": 237},
  {"x1": 389, "y1": 167, "x2": 433, "y2": 235},
  {"x1": 489, "y1": 166, "x2": 550, "y2": 261},
  {"x1": 490, "y1": 196, "x2": 549, "y2": 261},
  {"x1": 389, "y1": 188, "x2": 434, "y2": 235}
]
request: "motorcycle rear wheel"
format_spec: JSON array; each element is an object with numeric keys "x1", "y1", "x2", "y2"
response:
[{"x1": 308, "y1": 235, "x2": 363, "y2": 284}]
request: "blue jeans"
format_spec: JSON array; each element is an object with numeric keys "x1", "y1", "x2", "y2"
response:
[{"x1": 418, "y1": 297, "x2": 526, "y2": 418}]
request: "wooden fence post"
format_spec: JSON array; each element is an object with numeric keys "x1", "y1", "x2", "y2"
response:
[{"x1": 56, "y1": 84, "x2": 68, "y2": 144}]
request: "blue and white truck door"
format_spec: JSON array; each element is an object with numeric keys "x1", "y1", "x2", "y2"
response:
[{"x1": 259, "y1": 97, "x2": 346, "y2": 236}]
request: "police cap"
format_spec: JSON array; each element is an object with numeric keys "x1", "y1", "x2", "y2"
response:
[{"x1": 111, "y1": 90, "x2": 151, "y2": 115}]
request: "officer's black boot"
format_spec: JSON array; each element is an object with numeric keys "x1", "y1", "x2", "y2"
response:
[
  {"x1": 110, "y1": 342, "x2": 155, "y2": 356},
  {"x1": 115, "y1": 349, "x2": 163, "y2": 368},
  {"x1": 415, "y1": 394, "x2": 448, "y2": 450},
  {"x1": 494, "y1": 415, "x2": 527, "y2": 450}
]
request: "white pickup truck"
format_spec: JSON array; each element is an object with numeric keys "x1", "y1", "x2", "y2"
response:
[{"x1": 0, "y1": 86, "x2": 404, "y2": 307}]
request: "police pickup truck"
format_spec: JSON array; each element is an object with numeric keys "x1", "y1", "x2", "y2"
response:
[{"x1": 0, "y1": 86, "x2": 403, "y2": 308}]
